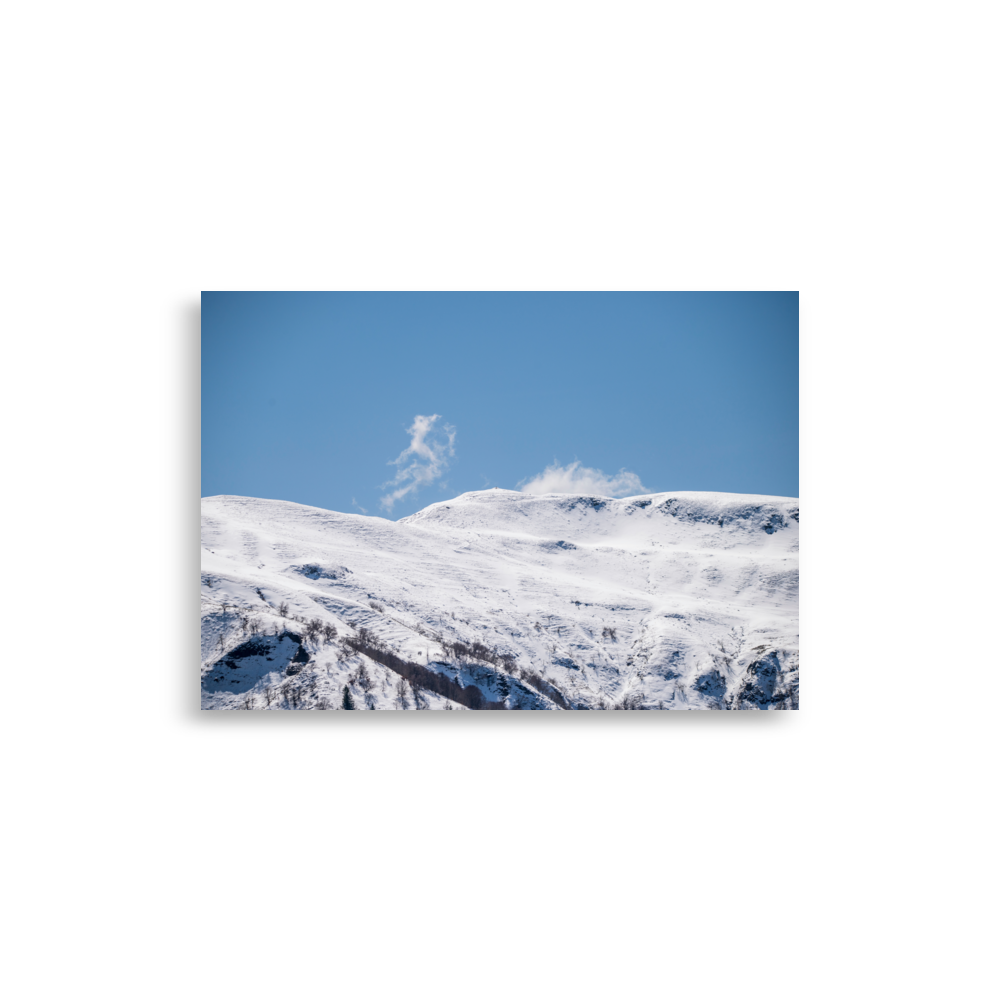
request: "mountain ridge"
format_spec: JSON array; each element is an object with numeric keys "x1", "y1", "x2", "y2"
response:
[{"x1": 201, "y1": 489, "x2": 799, "y2": 710}]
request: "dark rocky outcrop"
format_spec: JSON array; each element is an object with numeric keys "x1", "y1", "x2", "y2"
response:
[{"x1": 225, "y1": 638, "x2": 271, "y2": 661}]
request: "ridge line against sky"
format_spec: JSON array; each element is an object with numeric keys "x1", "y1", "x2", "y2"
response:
[
  {"x1": 202, "y1": 292, "x2": 798, "y2": 518},
  {"x1": 376, "y1": 414, "x2": 651, "y2": 511}
]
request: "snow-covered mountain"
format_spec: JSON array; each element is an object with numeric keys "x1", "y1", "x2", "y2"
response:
[{"x1": 201, "y1": 489, "x2": 799, "y2": 710}]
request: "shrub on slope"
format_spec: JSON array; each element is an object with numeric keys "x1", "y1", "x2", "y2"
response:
[{"x1": 343, "y1": 631, "x2": 505, "y2": 711}]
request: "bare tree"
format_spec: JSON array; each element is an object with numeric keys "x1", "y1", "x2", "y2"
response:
[
  {"x1": 357, "y1": 662, "x2": 372, "y2": 692},
  {"x1": 396, "y1": 678, "x2": 411, "y2": 710},
  {"x1": 283, "y1": 682, "x2": 301, "y2": 709},
  {"x1": 413, "y1": 685, "x2": 429, "y2": 710},
  {"x1": 616, "y1": 692, "x2": 643, "y2": 710},
  {"x1": 278, "y1": 601, "x2": 289, "y2": 618}
]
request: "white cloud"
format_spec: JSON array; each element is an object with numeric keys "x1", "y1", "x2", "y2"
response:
[
  {"x1": 518, "y1": 460, "x2": 651, "y2": 498},
  {"x1": 380, "y1": 414, "x2": 456, "y2": 511}
]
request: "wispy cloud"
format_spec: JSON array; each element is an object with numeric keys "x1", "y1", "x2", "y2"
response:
[
  {"x1": 380, "y1": 414, "x2": 456, "y2": 511},
  {"x1": 518, "y1": 460, "x2": 651, "y2": 498},
  {"x1": 351, "y1": 497, "x2": 368, "y2": 514}
]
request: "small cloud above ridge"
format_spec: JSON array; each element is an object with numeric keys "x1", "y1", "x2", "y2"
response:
[
  {"x1": 518, "y1": 460, "x2": 651, "y2": 498},
  {"x1": 380, "y1": 414, "x2": 456, "y2": 512}
]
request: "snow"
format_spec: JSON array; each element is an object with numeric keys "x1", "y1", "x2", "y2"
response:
[{"x1": 201, "y1": 488, "x2": 799, "y2": 710}]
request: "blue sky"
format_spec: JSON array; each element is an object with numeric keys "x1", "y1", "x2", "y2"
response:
[{"x1": 202, "y1": 292, "x2": 798, "y2": 517}]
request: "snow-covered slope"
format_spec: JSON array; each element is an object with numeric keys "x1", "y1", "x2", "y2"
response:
[{"x1": 201, "y1": 489, "x2": 799, "y2": 710}]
